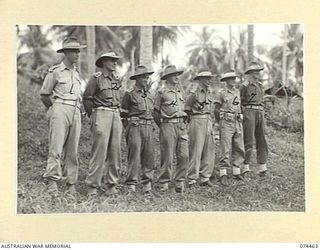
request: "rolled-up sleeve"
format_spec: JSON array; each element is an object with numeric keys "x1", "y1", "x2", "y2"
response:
[
  {"x1": 120, "y1": 92, "x2": 130, "y2": 114},
  {"x1": 154, "y1": 91, "x2": 162, "y2": 111},
  {"x1": 185, "y1": 93, "x2": 196, "y2": 111},
  {"x1": 40, "y1": 72, "x2": 56, "y2": 96},
  {"x1": 214, "y1": 91, "x2": 223, "y2": 105}
]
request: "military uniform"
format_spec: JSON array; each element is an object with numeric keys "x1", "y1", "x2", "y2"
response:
[
  {"x1": 83, "y1": 71, "x2": 122, "y2": 189},
  {"x1": 185, "y1": 86, "x2": 215, "y2": 185},
  {"x1": 214, "y1": 86, "x2": 245, "y2": 177},
  {"x1": 121, "y1": 86, "x2": 155, "y2": 191},
  {"x1": 240, "y1": 79, "x2": 268, "y2": 173},
  {"x1": 40, "y1": 62, "x2": 82, "y2": 185},
  {"x1": 154, "y1": 85, "x2": 189, "y2": 191}
]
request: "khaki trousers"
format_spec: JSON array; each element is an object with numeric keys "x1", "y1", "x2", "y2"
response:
[{"x1": 43, "y1": 102, "x2": 81, "y2": 185}]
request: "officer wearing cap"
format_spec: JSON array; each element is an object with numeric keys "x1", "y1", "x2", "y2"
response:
[
  {"x1": 120, "y1": 65, "x2": 155, "y2": 194},
  {"x1": 185, "y1": 68, "x2": 216, "y2": 188},
  {"x1": 240, "y1": 61, "x2": 268, "y2": 176},
  {"x1": 154, "y1": 65, "x2": 189, "y2": 193},
  {"x1": 83, "y1": 50, "x2": 122, "y2": 196},
  {"x1": 40, "y1": 36, "x2": 86, "y2": 195},
  {"x1": 214, "y1": 70, "x2": 245, "y2": 186}
]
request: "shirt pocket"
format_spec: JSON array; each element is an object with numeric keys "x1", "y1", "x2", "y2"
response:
[
  {"x1": 98, "y1": 81, "x2": 113, "y2": 99},
  {"x1": 131, "y1": 96, "x2": 146, "y2": 112},
  {"x1": 161, "y1": 100, "x2": 178, "y2": 116},
  {"x1": 56, "y1": 77, "x2": 70, "y2": 93}
]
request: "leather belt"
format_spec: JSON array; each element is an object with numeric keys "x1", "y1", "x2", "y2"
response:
[
  {"x1": 95, "y1": 106, "x2": 119, "y2": 112},
  {"x1": 54, "y1": 99, "x2": 80, "y2": 109},
  {"x1": 162, "y1": 117, "x2": 185, "y2": 123},
  {"x1": 244, "y1": 105, "x2": 264, "y2": 111},
  {"x1": 190, "y1": 114, "x2": 211, "y2": 119},
  {"x1": 128, "y1": 117, "x2": 153, "y2": 125}
]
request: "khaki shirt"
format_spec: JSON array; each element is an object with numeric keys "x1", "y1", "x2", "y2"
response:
[
  {"x1": 83, "y1": 71, "x2": 121, "y2": 108},
  {"x1": 40, "y1": 62, "x2": 82, "y2": 101},
  {"x1": 121, "y1": 86, "x2": 154, "y2": 120},
  {"x1": 154, "y1": 85, "x2": 187, "y2": 118},
  {"x1": 185, "y1": 86, "x2": 214, "y2": 115},
  {"x1": 214, "y1": 87, "x2": 241, "y2": 114},
  {"x1": 240, "y1": 79, "x2": 264, "y2": 106}
]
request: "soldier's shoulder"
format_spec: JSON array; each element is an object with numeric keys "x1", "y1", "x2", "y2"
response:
[
  {"x1": 48, "y1": 64, "x2": 60, "y2": 73},
  {"x1": 241, "y1": 80, "x2": 249, "y2": 87},
  {"x1": 94, "y1": 72, "x2": 102, "y2": 78}
]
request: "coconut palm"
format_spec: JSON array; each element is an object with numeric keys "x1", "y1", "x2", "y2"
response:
[{"x1": 187, "y1": 26, "x2": 223, "y2": 74}]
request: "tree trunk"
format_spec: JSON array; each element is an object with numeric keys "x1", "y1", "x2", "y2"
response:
[
  {"x1": 86, "y1": 26, "x2": 96, "y2": 78},
  {"x1": 139, "y1": 26, "x2": 153, "y2": 69},
  {"x1": 282, "y1": 24, "x2": 287, "y2": 86},
  {"x1": 247, "y1": 25, "x2": 254, "y2": 62},
  {"x1": 229, "y1": 25, "x2": 234, "y2": 70}
]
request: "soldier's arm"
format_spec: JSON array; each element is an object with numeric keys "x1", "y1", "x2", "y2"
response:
[
  {"x1": 213, "y1": 92, "x2": 223, "y2": 123},
  {"x1": 120, "y1": 92, "x2": 130, "y2": 127},
  {"x1": 184, "y1": 93, "x2": 196, "y2": 123},
  {"x1": 40, "y1": 71, "x2": 56, "y2": 109},
  {"x1": 83, "y1": 76, "x2": 97, "y2": 117},
  {"x1": 153, "y1": 91, "x2": 162, "y2": 127}
]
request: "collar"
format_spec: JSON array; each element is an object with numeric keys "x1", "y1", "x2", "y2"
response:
[
  {"x1": 134, "y1": 85, "x2": 147, "y2": 93},
  {"x1": 198, "y1": 86, "x2": 211, "y2": 93},
  {"x1": 226, "y1": 86, "x2": 236, "y2": 94},
  {"x1": 59, "y1": 62, "x2": 77, "y2": 72},
  {"x1": 164, "y1": 84, "x2": 180, "y2": 93}
]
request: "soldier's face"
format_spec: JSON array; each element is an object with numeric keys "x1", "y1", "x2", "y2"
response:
[
  {"x1": 226, "y1": 77, "x2": 236, "y2": 87},
  {"x1": 166, "y1": 73, "x2": 180, "y2": 85},
  {"x1": 199, "y1": 77, "x2": 211, "y2": 88},
  {"x1": 103, "y1": 58, "x2": 118, "y2": 71},
  {"x1": 136, "y1": 74, "x2": 150, "y2": 89},
  {"x1": 64, "y1": 49, "x2": 80, "y2": 64},
  {"x1": 249, "y1": 71, "x2": 260, "y2": 80}
]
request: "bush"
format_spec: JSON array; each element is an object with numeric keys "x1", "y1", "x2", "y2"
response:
[{"x1": 265, "y1": 96, "x2": 304, "y2": 133}]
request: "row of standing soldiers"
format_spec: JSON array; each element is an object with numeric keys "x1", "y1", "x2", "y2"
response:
[{"x1": 40, "y1": 37, "x2": 268, "y2": 196}]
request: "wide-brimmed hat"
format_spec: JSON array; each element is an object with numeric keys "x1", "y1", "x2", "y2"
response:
[
  {"x1": 220, "y1": 70, "x2": 238, "y2": 81},
  {"x1": 95, "y1": 50, "x2": 122, "y2": 68},
  {"x1": 129, "y1": 65, "x2": 154, "y2": 80},
  {"x1": 244, "y1": 61, "x2": 264, "y2": 74},
  {"x1": 161, "y1": 65, "x2": 183, "y2": 80},
  {"x1": 57, "y1": 37, "x2": 86, "y2": 53},
  {"x1": 193, "y1": 68, "x2": 215, "y2": 80}
]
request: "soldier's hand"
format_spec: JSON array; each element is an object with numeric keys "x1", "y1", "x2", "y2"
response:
[{"x1": 121, "y1": 118, "x2": 128, "y2": 128}]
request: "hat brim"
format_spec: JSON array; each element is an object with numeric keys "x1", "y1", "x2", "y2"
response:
[
  {"x1": 95, "y1": 56, "x2": 121, "y2": 68},
  {"x1": 57, "y1": 45, "x2": 87, "y2": 53},
  {"x1": 161, "y1": 70, "x2": 183, "y2": 80},
  {"x1": 193, "y1": 75, "x2": 215, "y2": 81},
  {"x1": 220, "y1": 76, "x2": 237, "y2": 81},
  {"x1": 244, "y1": 67, "x2": 264, "y2": 74},
  {"x1": 129, "y1": 71, "x2": 154, "y2": 80}
]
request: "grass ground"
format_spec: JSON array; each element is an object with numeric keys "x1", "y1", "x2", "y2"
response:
[{"x1": 17, "y1": 78, "x2": 305, "y2": 213}]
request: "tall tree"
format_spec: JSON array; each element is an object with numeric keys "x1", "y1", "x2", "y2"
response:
[
  {"x1": 187, "y1": 26, "x2": 222, "y2": 73},
  {"x1": 247, "y1": 24, "x2": 254, "y2": 62},
  {"x1": 86, "y1": 26, "x2": 95, "y2": 77},
  {"x1": 139, "y1": 26, "x2": 153, "y2": 69}
]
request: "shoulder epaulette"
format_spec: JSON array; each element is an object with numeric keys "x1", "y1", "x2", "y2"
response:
[
  {"x1": 242, "y1": 81, "x2": 249, "y2": 87},
  {"x1": 94, "y1": 72, "x2": 102, "y2": 78},
  {"x1": 48, "y1": 65, "x2": 59, "y2": 73}
]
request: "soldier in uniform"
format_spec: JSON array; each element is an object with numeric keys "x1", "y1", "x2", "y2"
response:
[
  {"x1": 185, "y1": 68, "x2": 216, "y2": 188},
  {"x1": 240, "y1": 62, "x2": 268, "y2": 176},
  {"x1": 83, "y1": 50, "x2": 122, "y2": 196},
  {"x1": 40, "y1": 37, "x2": 86, "y2": 195},
  {"x1": 214, "y1": 70, "x2": 245, "y2": 186},
  {"x1": 154, "y1": 65, "x2": 189, "y2": 193},
  {"x1": 120, "y1": 65, "x2": 155, "y2": 194}
]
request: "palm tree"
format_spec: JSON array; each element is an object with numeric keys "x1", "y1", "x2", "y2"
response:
[
  {"x1": 247, "y1": 24, "x2": 254, "y2": 62},
  {"x1": 269, "y1": 24, "x2": 303, "y2": 95},
  {"x1": 139, "y1": 26, "x2": 153, "y2": 69},
  {"x1": 186, "y1": 26, "x2": 222, "y2": 74}
]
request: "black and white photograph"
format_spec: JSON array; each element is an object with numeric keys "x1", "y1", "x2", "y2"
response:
[{"x1": 17, "y1": 24, "x2": 304, "y2": 214}]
